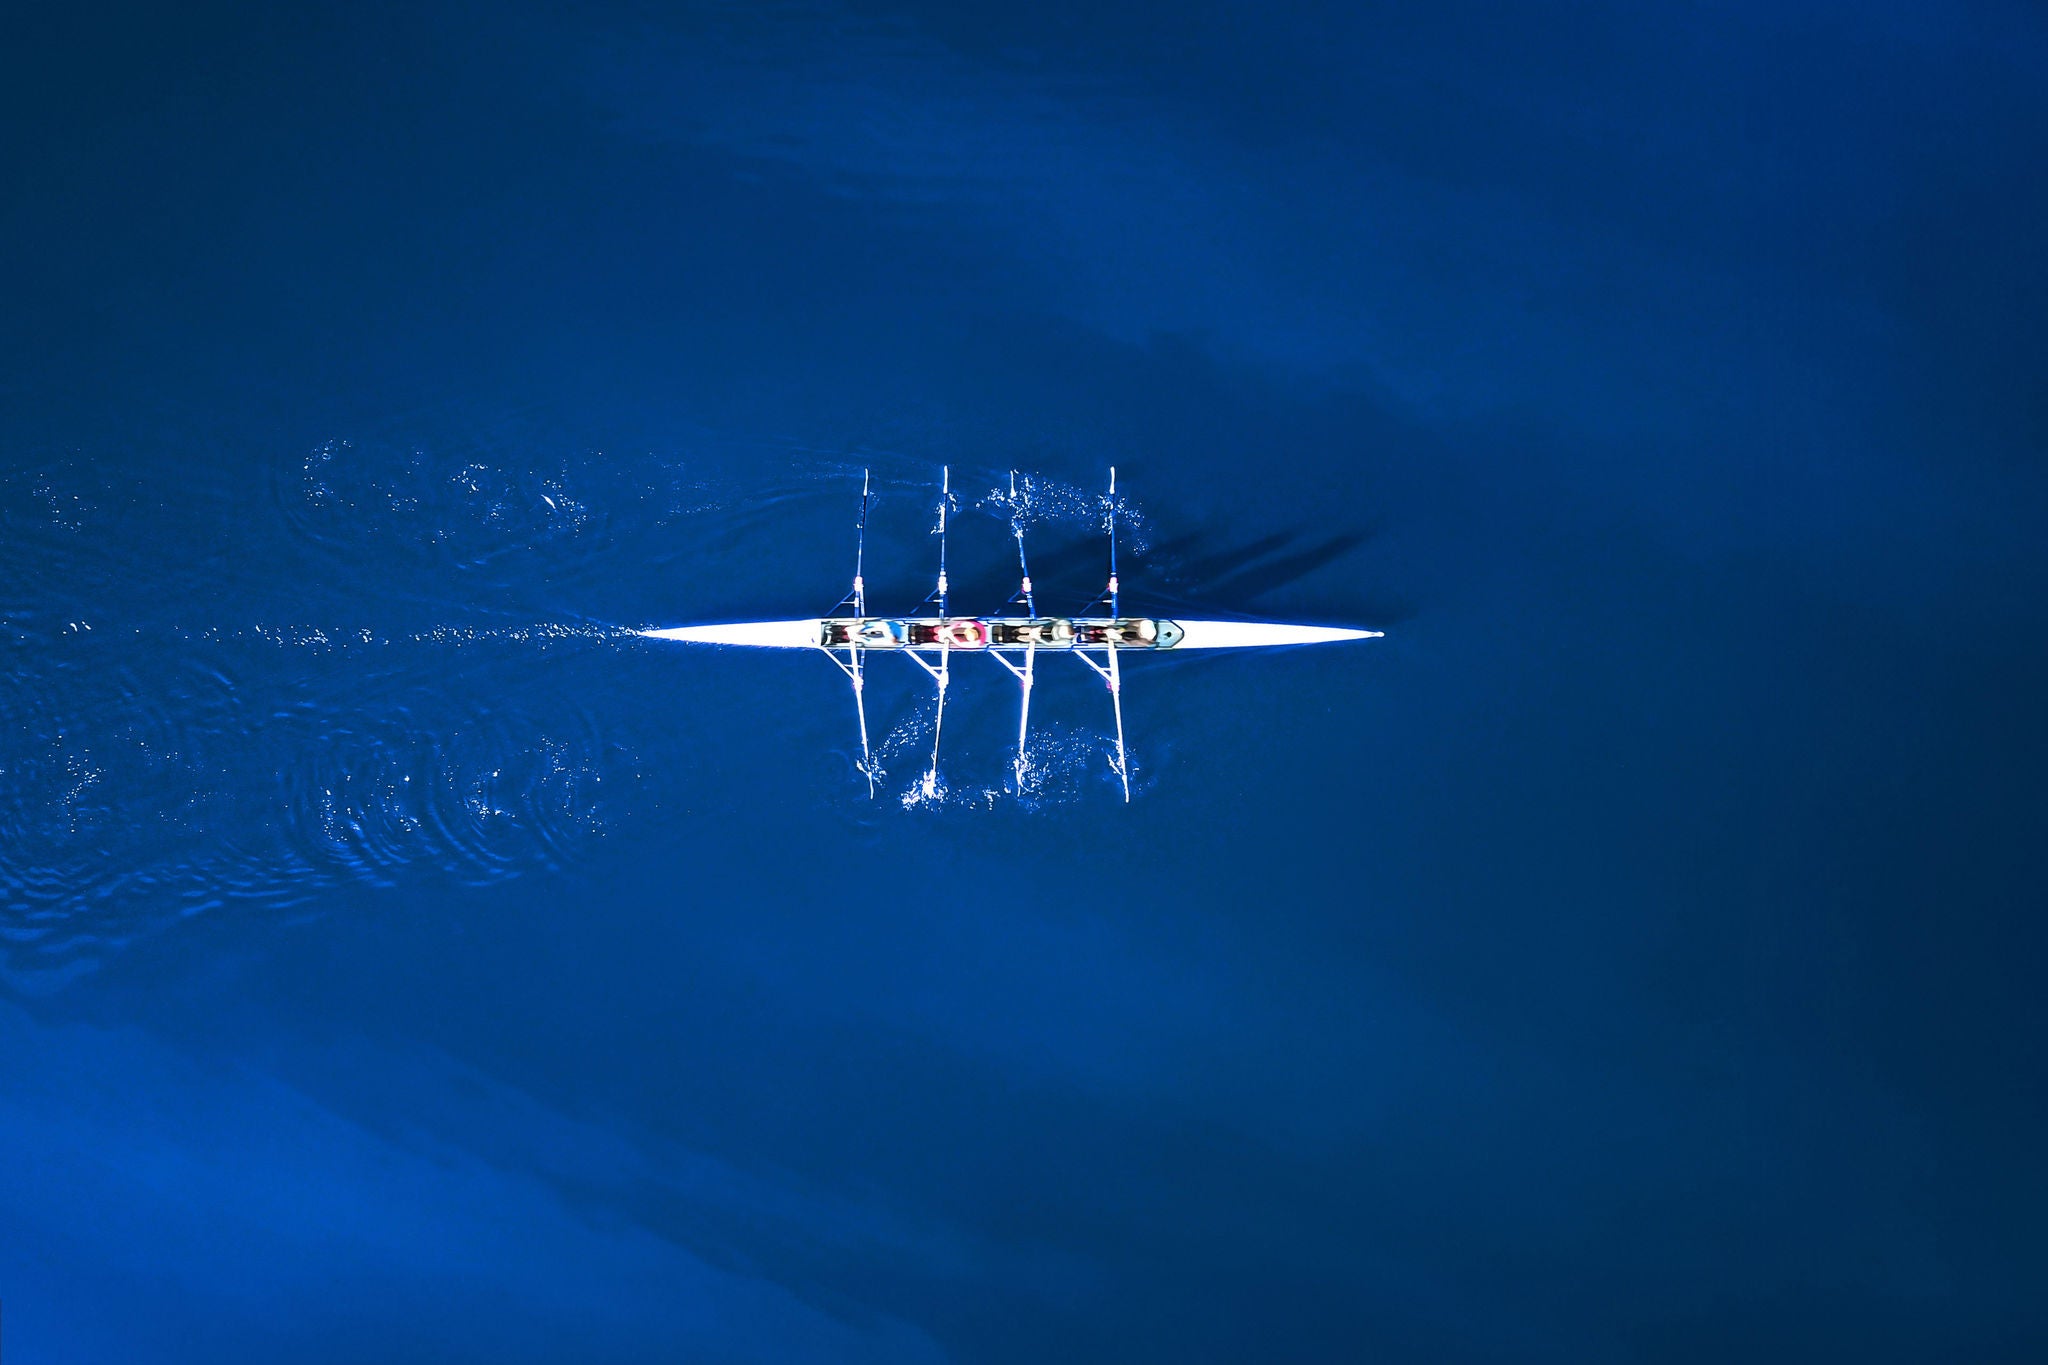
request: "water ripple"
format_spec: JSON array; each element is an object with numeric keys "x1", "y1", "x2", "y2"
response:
[
  {"x1": 0, "y1": 438, "x2": 666, "y2": 981},
  {"x1": 1, "y1": 435, "x2": 1162, "y2": 982}
]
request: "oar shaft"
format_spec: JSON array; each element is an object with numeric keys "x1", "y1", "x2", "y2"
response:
[{"x1": 1107, "y1": 466, "x2": 1120, "y2": 616}]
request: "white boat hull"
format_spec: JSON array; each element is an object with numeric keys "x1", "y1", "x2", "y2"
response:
[{"x1": 638, "y1": 617, "x2": 1381, "y2": 650}]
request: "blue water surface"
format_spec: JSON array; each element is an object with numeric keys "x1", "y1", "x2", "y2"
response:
[{"x1": 4, "y1": 1, "x2": 2046, "y2": 1360}]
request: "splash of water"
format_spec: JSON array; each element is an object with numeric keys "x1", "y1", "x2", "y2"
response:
[{"x1": 969, "y1": 470, "x2": 1151, "y2": 555}]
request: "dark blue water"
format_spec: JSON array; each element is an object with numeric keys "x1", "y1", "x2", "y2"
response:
[{"x1": 5, "y1": 2, "x2": 2046, "y2": 1359}]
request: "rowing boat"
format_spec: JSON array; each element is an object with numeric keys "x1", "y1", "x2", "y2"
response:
[
  {"x1": 639, "y1": 617, "x2": 1377, "y2": 650},
  {"x1": 640, "y1": 469, "x2": 1382, "y2": 800}
]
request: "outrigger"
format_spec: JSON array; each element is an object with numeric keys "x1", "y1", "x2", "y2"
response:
[{"x1": 641, "y1": 468, "x2": 1382, "y2": 800}]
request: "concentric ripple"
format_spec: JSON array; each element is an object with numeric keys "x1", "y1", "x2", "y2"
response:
[{"x1": 0, "y1": 441, "x2": 654, "y2": 982}]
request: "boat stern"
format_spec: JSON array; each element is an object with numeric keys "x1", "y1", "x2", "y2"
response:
[{"x1": 638, "y1": 619, "x2": 825, "y2": 648}]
